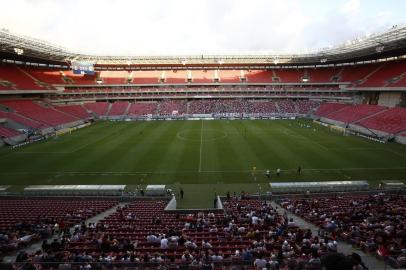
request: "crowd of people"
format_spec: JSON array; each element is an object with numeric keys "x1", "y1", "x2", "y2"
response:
[
  {"x1": 4, "y1": 195, "x2": 372, "y2": 270},
  {"x1": 186, "y1": 99, "x2": 319, "y2": 116},
  {"x1": 279, "y1": 193, "x2": 406, "y2": 268},
  {"x1": 0, "y1": 199, "x2": 116, "y2": 259}
]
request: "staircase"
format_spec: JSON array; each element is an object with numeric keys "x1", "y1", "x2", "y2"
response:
[
  {"x1": 355, "y1": 64, "x2": 385, "y2": 86},
  {"x1": 323, "y1": 104, "x2": 349, "y2": 117},
  {"x1": 385, "y1": 71, "x2": 406, "y2": 86},
  {"x1": 331, "y1": 67, "x2": 344, "y2": 81},
  {"x1": 354, "y1": 108, "x2": 388, "y2": 124},
  {"x1": 105, "y1": 103, "x2": 113, "y2": 116},
  {"x1": 123, "y1": 102, "x2": 131, "y2": 116},
  {"x1": 81, "y1": 104, "x2": 97, "y2": 118},
  {"x1": 15, "y1": 66, "x2": 50, "y2": 89},
  {"x1": 293, "y1": 102, "x2": 300, "y2": 113},
  {"x1": 274, "y1": 102, "x2": 281, "y2": 113}
]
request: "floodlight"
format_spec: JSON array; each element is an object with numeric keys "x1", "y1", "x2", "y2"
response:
[
  {"x1": 376, "y1": 45, "x2": 385, "y2": 53},
  {"x1": 13, "y1": 47, "x2": 24, "y2": 55}
]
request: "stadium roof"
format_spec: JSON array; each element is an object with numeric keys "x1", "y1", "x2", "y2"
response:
[{"x1": 1, "y1": 25, "x2": 406, "y2": 68}]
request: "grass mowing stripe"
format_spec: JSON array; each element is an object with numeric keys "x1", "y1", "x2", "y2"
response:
[
  {"x1": 1, "y1": 119, "x2": 406, "y2": 208},
  {"x1": 199, "y1": 120, "x2": 204, "y2": 172}
]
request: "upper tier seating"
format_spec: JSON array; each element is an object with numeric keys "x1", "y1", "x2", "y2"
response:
[
  {"x1": 24, "y1": 68, "x2": 65, "y2": 84},
  {"x1": 326, "y1": 104, "x2": 387, "y2": 123},
  {"x1": 0, "y1": 126, "x2": 21, "y2": 138},
  {"x1": 1, "y1": 61, "x2": 406, "y2": 89},
  {"x1": 132, "y1": 71, "x2": 161, "y2": 84},
  {"x1": 360, "y1": 62, "x2": 406, "y2": 87},
  {"x1": 273, "y1": 69, "x2": 304, "y2": 83},
  {"x1": 338, "y1": 64, "x2": 381, "y2": 84},
  {"x1": 217, "y1": 70, "x2": 241, "y2": 83},
  {"x1": 390, "y1": 73, "x2": 406, "y2": 87},
  {"x1": 62, "y1": 70, "x2": 97, "y2": 85},
  {"x1": 84, "y1": 102, "x2": 110, "y2": 116},
  {"x1": 306, "y1": 68, "x2": 339, "y2": 83},
  {"x1": 165, "y1": 70, "x2": 188, "y2": 83},
  {"x1": 191, "y1": 70, "x2": 215, "y2": 83},
  {"x1": 245, "y1": 70, "x2": 274, "y2": 83},
  {"x1": 357, "y1": 107, "x2": 406, "y2": 134},
  {"x1": 313, "y1": 103, "x2": 350, "y2": 117},
  {"x1": 0, "y1": 100, "x2": 78, "y2": 127},
  {"x1": 99, "y1": 71, "x2": 129, "y2": 84},
  {"x1": 0, "y1": 65, "x2": 44, "y2": 90}
]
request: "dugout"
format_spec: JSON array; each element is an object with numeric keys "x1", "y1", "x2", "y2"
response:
[
  {"x1": 269, "y1": 181, "x2": 369, "y2": 194},
  {"x1": 0, "y1": 186, "x2": 10, "y2": 193},
  {"x1": 145, "y1": 185, "x2": 166, "y2": 196},
  {"x1": 380, "y1": 180, "x2": 405, "y2": 190},
  {"x1": 24, "y1": 185, "x2": 126, "y2": 196}
]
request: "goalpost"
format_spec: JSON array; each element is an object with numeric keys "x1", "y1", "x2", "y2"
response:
[{"x1": 329, "y1": 125, "x2": 348, "y2": 136}]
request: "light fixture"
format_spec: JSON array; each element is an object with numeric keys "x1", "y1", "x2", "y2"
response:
[
  {"x1": 376, "y1": 45, "x2": 385, "y2": 53},
  {"x1": 14, "y1": 48, "x2": 24, "y2": 55}
]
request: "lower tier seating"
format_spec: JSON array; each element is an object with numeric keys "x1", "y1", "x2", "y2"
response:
[
  {"x1": 0, "y1": 198, "x2": 117, "y2": 254},
  {"x1": 279, "y1": 193, "x2": 406, "y2": 268},
  {"x1": 357, "y1": 107, "x2": 406, "y2": 134},
  {"x1": 0, "y1": 126, "x2": 21, "y2": 138},
  {"x1": 0, "y1": 100, "x2": 78, "y2": 127}
]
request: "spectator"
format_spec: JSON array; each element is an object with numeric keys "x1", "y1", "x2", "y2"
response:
[{"x1": 254, "y1": 256, "x2": 268, "y2": 270}]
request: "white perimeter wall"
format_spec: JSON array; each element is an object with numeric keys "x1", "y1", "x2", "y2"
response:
[{"x1": 378, "y1": 92, "x2": 402, "y2": 107}]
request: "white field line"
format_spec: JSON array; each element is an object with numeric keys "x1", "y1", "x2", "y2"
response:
[
  {"x1": 1, "y1": 166, "x2": 406, "y2": 175},
  {"x1": 15, "y1": 151, "x2": 70, "y2": 154},
  {"x1": 198, "y1": 120, "x2": 204, "y2": 172}
]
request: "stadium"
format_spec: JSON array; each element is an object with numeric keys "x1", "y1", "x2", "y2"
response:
[{"x1": 0, "y1": 1, "x2": 406, "y2": 269}]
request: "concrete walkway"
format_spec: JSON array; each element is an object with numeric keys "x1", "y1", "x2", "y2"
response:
[
  {"x1": 2, "y1": 202, "x2": 128, "y2": 263},
  {"x1": 271, "y1": 201, "x2": 392, "y2": 270}
]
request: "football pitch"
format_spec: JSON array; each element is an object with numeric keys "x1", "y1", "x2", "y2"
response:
[{"x1": 1, "y1": 119, "x2": 406, "y2": 208}]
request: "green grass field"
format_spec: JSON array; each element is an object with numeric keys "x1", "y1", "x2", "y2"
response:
[{"x1": 1, "y1": 119, "x2": 406, "y2": 208}]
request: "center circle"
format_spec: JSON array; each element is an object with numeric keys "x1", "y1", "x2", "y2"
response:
[{"x1": 176, "y1": 129, "x2": 228, "y2": 142}]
